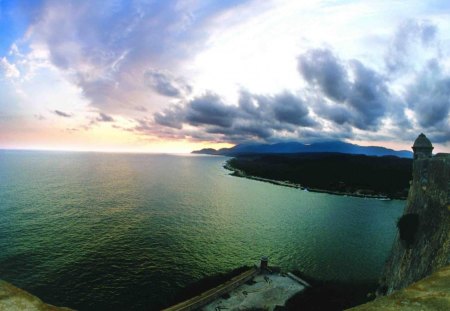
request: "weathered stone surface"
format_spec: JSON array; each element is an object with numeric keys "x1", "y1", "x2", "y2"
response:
[
  {"x1": 0, "y1": 280, "x2": 74, "y2": 311},
  {"x1": 378, "y1": 153, "x2": 450, "y2": 294},
  {"x1": 349, "y1": 264, "x2": 450, "y2": 310}
]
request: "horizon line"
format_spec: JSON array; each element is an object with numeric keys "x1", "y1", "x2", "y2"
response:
[{"x1": 0, "y1": 147, "x2": 199, "y2": 155}]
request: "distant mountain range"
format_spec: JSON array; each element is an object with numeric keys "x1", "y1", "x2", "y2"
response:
[{"x1": 192, "y1": 141, "x2": 413, "y2": 158}]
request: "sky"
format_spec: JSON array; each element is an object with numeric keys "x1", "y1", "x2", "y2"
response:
[{"x1": 1, "y1": 0, "x2": 450, "y2": 153}]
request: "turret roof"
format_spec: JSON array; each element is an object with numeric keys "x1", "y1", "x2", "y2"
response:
[{"x1": 413, "y1": 133, "x2": 433, "y2": 148}]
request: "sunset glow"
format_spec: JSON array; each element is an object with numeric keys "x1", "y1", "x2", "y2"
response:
[{"x1": 1, "y1": 0, "x2": 450, "y2": 153}]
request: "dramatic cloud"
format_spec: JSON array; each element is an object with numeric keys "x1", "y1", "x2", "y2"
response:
[
  {"x1": 54, "y1": 110, "x2": 72, "y2": 118},
  {"x1": 46, "y1": 12, "x2": 450, "y2": 148},
  {"x1": 145, "y1": 69, "x2": 191, "y2": 97},
  {"x1": 150, "y1": 17, "x2": 449, "y2": 146},
  {"x1": 23, "y1": 0, "x2": 252, "y2": 114},
  {"x1": 153, "y1": 90, "x2": 318, "y2": 142},
  {"x1": 298, "y1": 49, "x2": 390, "y2": 130},
  {"x1": 346, "y1": 60, "x2": 390, "y2": 128},
  {"x1": 154, "y1": 105, "x2": 184, "y2": 129},
  {"x1": 407, "y1": 60, "x2": 450, "y2": 128},
  {"x1": 2, "y1": 1, "x2": 450, "y2": 152},
  {"x1": 186, "y1": 93, "x2": 237, "y2": 128},
  {"x1": 271, "y1": 92, "x2": 317, "y2": 127},
  {"x1": 298, "y1": 49, "x2": 350, "y2": 102},
  {"x1": 314, "y1": 100, "x2": 354, "y2": 126}
]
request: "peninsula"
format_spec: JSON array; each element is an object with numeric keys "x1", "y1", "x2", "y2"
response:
[{"x1": 224, "y1": 153, "x2": 412, "y2": 200}]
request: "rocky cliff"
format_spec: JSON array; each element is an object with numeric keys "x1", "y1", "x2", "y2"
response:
[{"x1": 378, "y1": 153, "x2": 450, "y2": 294}]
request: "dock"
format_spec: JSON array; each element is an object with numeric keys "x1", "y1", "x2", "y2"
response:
[{"x1": 163, "y1": 267, "x2": 258, "y2": 311}]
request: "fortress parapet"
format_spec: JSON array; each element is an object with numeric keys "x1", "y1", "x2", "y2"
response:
[{"x1": 378, "y1": 134, "x2": 450, "y2": 295}]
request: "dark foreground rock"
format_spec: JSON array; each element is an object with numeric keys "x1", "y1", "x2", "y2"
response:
[
  {"x1": 284, "y1": 271, "x2": 377, "y2": 310},
  {"x1": 0, "y1": 280, "x2": 74, "y2": 311},
  {"x1": 349, "y1": 264, "x2": 450, "y2": 310}
]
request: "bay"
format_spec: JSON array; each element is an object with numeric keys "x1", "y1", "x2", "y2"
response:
[{"x1": 0, "y1": 151, "x2": 404, "y2": 310}]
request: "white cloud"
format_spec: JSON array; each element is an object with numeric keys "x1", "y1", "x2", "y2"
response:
[
  {"x1": 2, "y1": 0, "x2": 450, "y2": 151},
  {"x1": 0, "y1": 57, "x2": 20, "y2": 79}
]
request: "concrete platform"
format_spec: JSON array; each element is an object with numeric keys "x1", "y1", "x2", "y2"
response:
[{"x1": 203, "y1": 273, "x2": 305, "y2": 311}]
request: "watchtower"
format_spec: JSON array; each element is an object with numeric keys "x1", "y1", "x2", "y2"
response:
[
  {"x1": 412, "y1": 133, "x2": 433, "y2": 159},
  {"x1": 378, "y1": 134, "x2": 450, "y2": 295}
]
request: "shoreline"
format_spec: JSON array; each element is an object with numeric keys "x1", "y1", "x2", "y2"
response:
[{"x1": 223, "y1": 162, "x2": 406, "y2": 201}]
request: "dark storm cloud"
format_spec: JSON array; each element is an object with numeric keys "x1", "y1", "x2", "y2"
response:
[
  {"x1": 315, "y1": 101, "x2": 353, "y2": 125},
  {"x1": 152, "y1": 90, "x2": 318, "y2": 142},
  {"x1": 298, "y1": 49, "x2": 350, "y2": 102},
  {"x1": 407, "y1": 60, "x2": 450, "y2": 128},
  {"x1": 429, "y1": 127, "x2": 450, "y2": 144},
  {"x1": 271, "y1": 92, "x2": 317, "y2": 127},
  {"x1": 232, "y1": 123, "x2": 273, "y2": 140},
  {"x1": 145, "y1": 69, "x2": 191, "y2": 97},
  {"x1": 149, "y1": 19, "x2": 449, "y2": 145},
  {"x1": 347, "y1": 60, "x2": 389, "y2": 128},
  {"x1": 153, "y1": 93, "x2": 238, "y2": 130},
  {"x1": 186, "y1": 93, "x2": 237, "y2": 128},
  {"x1": 123, "y1": 17, "x2": 449, "y2": 146},
  {"x1": 140, "y1": 18, "x2": 450, "y2": 145},
  {"x1": 54, "y1": 110, "x2": 72, "y2": 118},
  {"x1": 298, "y1": 49, "x2": 390, "y2": 130},
  {"x1": 238, "y1": 91, "x2": 318, "y2": 130},
  {"x1": 154, "y1": 105, "x2": 184, "y2": 129}
]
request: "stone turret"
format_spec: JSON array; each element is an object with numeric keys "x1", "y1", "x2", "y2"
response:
[
  {"x1": 377, "y1": 135, "x2": 450, "y2": 295},
  {"x1": 412, "y1": 133, "x2": 433, "y2": 159}
]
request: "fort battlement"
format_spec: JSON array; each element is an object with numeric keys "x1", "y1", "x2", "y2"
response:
[
  {"x1": 378, "y1": 134, "x2": 450, "y2": 295},
  {"x1": 413, "y1": 153, "x2": 450, "y2": 209}
]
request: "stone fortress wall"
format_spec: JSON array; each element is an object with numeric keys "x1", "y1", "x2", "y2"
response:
[{"x1": 378, "y1": 134, "x2": 450, "y2": 294}]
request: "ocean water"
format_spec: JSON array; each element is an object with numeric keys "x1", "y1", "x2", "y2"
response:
[{"x1": 0, "y1": 151, "x2": 404, "y2": 310}]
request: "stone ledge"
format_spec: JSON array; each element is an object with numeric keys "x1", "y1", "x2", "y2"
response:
[
  {"x1": 348, "y1": 265, "x2": 450, "y2": 311},
  {"x1": 0, "y1": 280, "x2": 74, "y2": 311}
]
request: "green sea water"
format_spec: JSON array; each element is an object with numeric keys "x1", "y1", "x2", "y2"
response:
[{"x1": 0, "y1": 150, "x2": 404, "y2": 310}]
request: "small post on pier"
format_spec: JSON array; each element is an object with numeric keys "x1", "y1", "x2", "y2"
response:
[{"x1": 260, "y1": 256, "x2": 268, "y2": 270}]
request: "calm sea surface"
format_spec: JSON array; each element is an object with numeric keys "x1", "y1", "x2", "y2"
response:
[{"x1": 0, "y1": 151, "x2": 404, "y2": 310}]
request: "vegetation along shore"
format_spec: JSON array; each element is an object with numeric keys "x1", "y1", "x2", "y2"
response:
[{"x1": 225, "y1": 153, "x2": 412, "y2": 200}]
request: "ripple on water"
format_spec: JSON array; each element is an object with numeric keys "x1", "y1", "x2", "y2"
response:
[{"x1": 0, "y1": 152, "x2": 404, "y2": 310}]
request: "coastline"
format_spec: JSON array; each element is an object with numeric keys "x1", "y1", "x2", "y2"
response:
[{"x1": 224, "y1": 161, "x2": 405, "y2": 201}]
